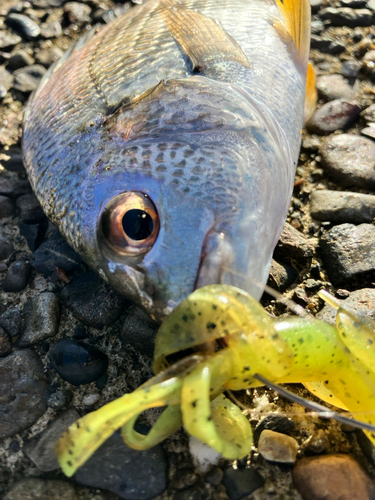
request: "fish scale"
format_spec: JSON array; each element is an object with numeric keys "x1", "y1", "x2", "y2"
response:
[{"x1": 23, "y1": 0, "x2": 310, "y2": 320}]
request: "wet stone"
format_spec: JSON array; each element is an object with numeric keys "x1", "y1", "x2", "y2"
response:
[
  {"x1": 0, "y1": 349, "x2": 48, "y2": 438},
  {"x1": 64, "y1": 2, "x2": 92, "y2": 24},
  {"x1": 319, "y1": 7, "x2": 373, "y2": 26},
  {"x1": 16, "y1": 193, "x2": 45, "y2": 223},
  {"x1": 24, "y1": 407, "x2": 79, "y2": 472},
  {"x1": 40, "y1": 20, "x2": 62, "y2": 39},
  {"x1": 50, "y1": 339, "x2": 108, "y2": 385},
  {"x1": 361, "y1": 103, "x2": 375, "y2": 122},
  {"x1": 341, "y1": 60, "x2": 361, "y2": 77},
  {"x1": 35, "y1": 46, "x2": 63, "y2": 67},
  {"x1": 2, "y1": 147, "x2": 26, "y2": 172},
  {"x1": 258, "y1": 429, "x2": 298, "y2": 463},
  {"x1": 7, "y1": 50, "x2": 35, "y2": 70},
  {"x1": 60, "y1": 271, "x2": 129, "y2": 328},
  {"x1": 274, "y1": 222, "x2": 315, "y2": 262},
  {"x1": 0, "y1": 308, "x2": 21, "y2": 337},
  {"x1": 320, "y1": 223, "x2": 375, "y2": 286},
  {"x1": 361, "y1": 124, "x2": 375, "y2": 139},
  {"x1": 253, "y1": 414, "x2": 295, "y2": 445},
  {"x1": 222, "y1": 466, "x2": 265, "y2": 500},
  {"x1": 320, "y1": 134, "x2": 375, "y2": 189},
  {"x1": 0, "y1": 195, "x2": 15, "y2": 218},
  {"x1": 310, "y1": 35, "x2": 332, "y2": 52},
  {"x1": 0, "y1": 66, "x2": 14, "y2": 91},
  {"x1": 0, "y1": 177, "x2": 30, "y2": 197},
  {"x1": 47, "y1": 387, "x2": 73, "y2": 410},
  {"x1": 120, "y1": 305, "x2": 158, "y2": 357},
  {"x1": 0, "y1": 32, "x2": 22, "y2": 51},
  {"x1": 307, "y1": 99, "x2": 360, "y2": 134},
  {"x1": 303, "y1": 429, "x2": 330, "y2": 455},
  {"x1": 6, "y1": 13, "x2": 41, "y2": 40},
  {"x1": 292, "y1": 454, "x2": 375, "y2": 500},
  {"x1": 2, "y1": 261, "x2": 31, "y2": 292},
  {"x1": 31, "y1": 232, "x2": 84, "y2": 275},
  {"x1": 13, "y1": 64, "x2": 46, "y2": 93},
  {"x1": 317, "y1": 74, "x2": 354, "y2": 101},
  {"x1": 19, "y1": 220, "x2": 48, "y2": 252},
  {"x1": 74, "y1": 430, "x2": 168, "y2": 500},
  {"x1": 0, "y1": 237, "x2": 14, "y2": 260},
  {"x1": 317, "y1": 288, "x2": 375, "y2": 325},
  {"x1": 310, "y1": 190, "x2": 375, "y2": 224},
  {"x1": 18, "y1": 292, "x2": 61, "y2": 347},
  {"x1": 4, "y1": 478, "x2": 78, "y2": 500},
  {"x1": 267, "y1": 259, "x2": 298, "y2": 292},
  {"x1": 0, "y1": 326, "x2": 12, "y2": 357}
]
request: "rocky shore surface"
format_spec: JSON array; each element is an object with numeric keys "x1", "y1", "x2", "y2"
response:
[{"x1": 2, "y1": 0, "x2": 375, "y2": 498}]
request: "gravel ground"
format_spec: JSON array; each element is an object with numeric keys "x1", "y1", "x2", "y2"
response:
[{"x1": 2, "y1": 0, "x2": 375, "y2": 499}]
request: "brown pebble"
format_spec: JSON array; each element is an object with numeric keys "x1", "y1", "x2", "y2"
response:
[
  {"x1": 303, "y1": 430, "x2": 330, "y2": 455},
  {"x1": 292, "y1": 454, "x2": 375, "y2": 500},
  {"x1": 258, "y1": 429, "x2": 299, "y2": 463}
]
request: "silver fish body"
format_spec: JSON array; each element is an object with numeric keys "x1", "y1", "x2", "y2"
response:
[{"x1": 23, "y1": 0, "x2": 308, "y2": 321}]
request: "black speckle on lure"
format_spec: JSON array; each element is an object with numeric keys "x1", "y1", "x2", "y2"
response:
[{"x1": 23, "y1": 0, "x2": 314, "y2": 321}]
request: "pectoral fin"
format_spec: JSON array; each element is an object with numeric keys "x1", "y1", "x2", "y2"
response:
[
  {"x1": 304, "y1": 62, "x2": 317, "y2": 122},
  {"x1": 160, "y1": 0, "x2": 250, "y2": 71}
]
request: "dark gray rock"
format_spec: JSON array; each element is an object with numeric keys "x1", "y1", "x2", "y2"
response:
[
  {"x1": 361, "y1": 124, "x2": 375, "y2": 139},
  {"x1": 64, "y1": 2, "x2": 91, "y2": 24},
  {"x1": 317, "y1": 288, "x2": 375, "y2": 325},
  {"x1": 0, "y1": 308, "x2": 21, "y2": 337},
  {"x1": 40, "y1": 21, "x2": 62, "y2": 39},
  {"x1": 0, "y1": 195, "x2": 15, "y2": 218},
  {"x1": 0, "y1": 177, "x2": 30, "y2": 197},
  {"x1": 0, "y1": 237, "x2": 14, "y2": 260},
  {"x1": 341, "y1": 0, "x2": 368, "y2": 7},
  {"x1": 19, "y1": 220, "x2": 48, "y2": 252},
  {"x1": 222, "y1": 466, "x2": 264, "y2": 500},
  {"x1": 307, "y1": 99, "x2": 360, "y2": 134},
  {"x1": 267, "y1": 259, "x2": 298, "y2": 292},
  {"x1": 0, "y1": 66, "x2": 14, "y2": 91},
  {"x1": 35, "y1": 46, "x2": 63, "y2": 67},
  {"x1": 7, "y1": 50, "x2": 35, "y2": 70},
  {"x1": 341, "y1": 60, "x2": 361, "y2": 77},
  {"x1": 320, "y1": 223, "x2": 375, "y2": 286},
  {"x1": 2, "y1": 147, "x2": 26, "y2": 172},
  {"x1": 2, "y1": 261, "x2": 31, "y2": 292},
  {"x1": 317, "y1": 74, "x2": 354, "y2": 101},
  {"x1": 253, "y1": 414, "x2": 295, "y2": 445},
  {"x1": 6, "y1": 14, "x2": 41, "y2": 40},
  {"x1": 50, "y1": 339, "x2": 108, "y2": 385},
  {"x1": 310, "y1": 190, "x2": 375, "y2": 224},
  {"x1": 121, "y1": 305, "x2": 158, "y2": 357},
  {"x1": 303, "y1": 429, "x2": 330, "y2": 455},
  {"x1": 320, "y1": 135, "x2": 375, "y2": 189},
  {"x1": 0, "y1": 326, "x2": 12, "y2": 357},
  {"x1": 47, "y1": 387, "x2": 73, "y2": 410},
  {"x1": 31, "y1": 232, "x2": 84, "y2": 275},
  {"x1": 320, "y1": 7, "x2": 373, "y2": 26},
  {"x1": 18, "y1": 292, "x2": 61, "y2": 347},
  {"x1": 13, "y1": 64, "x2": 46, "y2": 93},
  {"x1": 0, "y1": 349, "x2": 48, "y2": 438},
  {"x1": 16, "y1": 193, "x2": 45, "y2": 223},
  {"x1": 60, "y1": 271, "x2": 129, "y2": 328},
  {"x1": 310, "y1": 0, "x2": 323, "y2": 13},
  {"x1": 310, "y1": 35, "x2": 332, "y2": 51},
  {"x1": 0, "y1": 32, "x2": 22, "y2": 51},
  {"x1": 274, "y1": 222, "x2": 315, "y2": 261},
  {"x1": 74, "y1": 431, "x2": 168, "y2": 500},
  {"x1": 24, "y1": 407, "x2": 79, "y2": 472},
  {"x1": 4, "y1": 479, "x2": 78, "y2": 500}
]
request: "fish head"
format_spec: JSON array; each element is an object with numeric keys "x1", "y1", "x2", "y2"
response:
[{"x1": 77, "y1": 77, "x2": 294, "y2": 322}]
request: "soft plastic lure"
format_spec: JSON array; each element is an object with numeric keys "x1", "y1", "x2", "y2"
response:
[{"x1": 56, "y1": 285, "x2": 375, "y2": 476}]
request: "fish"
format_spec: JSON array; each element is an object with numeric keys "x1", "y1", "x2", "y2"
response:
[{"x1": 23, "y1": 0, "x2": 314, "y2": 321}]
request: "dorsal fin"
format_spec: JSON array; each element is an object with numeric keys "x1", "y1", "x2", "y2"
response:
[
  {"x1": 159, "y1": 0, "x2": 250, "y2": 72},
  {"x1": 275, "y1": 0, "x2": 310, "y2": 70}
]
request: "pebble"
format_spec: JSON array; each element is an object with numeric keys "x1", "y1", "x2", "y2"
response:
[
  {"x1": 316, "y1": 74, "x2": 355, "y2": 101},
  {"x1": 0, "y1": 66, "x2": 14, "y2": 91},
  {"x1": 82, "y1": 393, "x2": 100, "y2": 406},
  {"x1": 49, "y1": 339, "x2": 108, "y2": 385},
  {"x1": 317, "y1": 288, "x2": 375, "y2": 325},
  {"x1": 292, "y1": 454, "x2": 375, "y2": 500},
  {"x1": 13, "y1": 64, "x2": 46, "y2": 93},
  {"x1": 274, "y1": 222, "x2": 314, "y2": 262},
  {"x1": 64, "y1": 2, "x2": 92, "y2": 24},
  {"x1": 40, "y1": 20, "x2": 62, "y2": 39},
  {"x1": 356, "y1": 430, "x2": 375, "y2": 464},
  {"x1": 341, "y1": 60, "x2": 361, "y2": 77},
  {"x1": 253, "y1": 414, "x2": 295, "y2": 445},
  {"x1": 47, "y1": 387, "x2": 73, "y2": 410},
  {"x1": 361, "y1": 103, "x2": 375, "y2": 122},
  {"x1": 302, "y1": 429, "x2": 330, "y2": 455},
  {"x1": 35, "y1": 46, "x2": 63, "y2": 67},
  {"x1": 0, "y1": 85, "x2": 6, "y2": 101},
  {"x1": 222, "y1": 466, "x2": 265, "y2": 500},
  {"x1": 6, "y1": 13, "x2": 41, "y2": 40},
  {"x1": 0, "y1": 349, "x2": 48, "y2": 438},
  {"x1": 16, "y1": 193, "x2": 45, "y2": 223},
  {"x1": 0, "y1": 308, "x2": 21, "y2": 337},
  {"x1": 4, "y1": 479, "x2": 78, "y2": 500},
  {"x1": 30, "y1": 232, "x2": 84, "y2": 275},
  {"x1": 320, "y1": 134, "x2": 375, "y2": 189},
  {"x1": 7, "y1": 50, "x2": 35, "y2": 69},
  {"x1": 258, "y1": 429, "x2": 299, "y2": 463},
  {"x1": 0, "y1": 32, "x2": 22, "y2": 51},
  {"x1": 310, "y1": 190, "x2": 375, "y2": 224},
  {"x1": 3, "y1": 147, "x2": 26, "y2": 172},
  {"x1": 0, "y1": 326, "x2": 12, "y2": 357},
  {"x1": 320, "y1": 223, "x2": 375, "y2": 286},
  {"x1": 60, "y1": 271, "x2": 129, "y2": 329},
  {"x1": 120, "y1": 305, "x2": 158, "y2": 357},
  {"x1": 19, "y1": 220, "x2": 48, "y2": 252},
  {"x1": 74, "y1": 431, "x2": 168, "y2": 500},
  {"x1": 319, "y1": 7, "x2": 373, "y2": 26},
  {"x1": 307, "y1": 99, "x2": 360, "y2": 134},
  {"x1": 18, "y1": 292, "x2": 61, "y2": 347},
  {"x1": 24, "y1": 407, "x2": 79, "y2": 472},
  {"x1": 267, "y1": 259, "x2": 298, "y2": 292},
  {"x1": 2, "y1": 261, "x2": 31, "y2": 292},
  {"x1": 0, "y1": 177, "x2": 30, "y2": 197},
  {"x1": 0, "y1": 195, "x2": 15, "y2": 218},
  {"x1": 361, "y1": 124, "x2": 375, "y2": 139},
  {"x1": 0, "y1": 237, "x2": 14, "y2": 260}
]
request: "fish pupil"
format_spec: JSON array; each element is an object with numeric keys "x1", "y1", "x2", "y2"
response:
[{"x1": 122, "y1": 209, "x2": 153, "y2": 240}]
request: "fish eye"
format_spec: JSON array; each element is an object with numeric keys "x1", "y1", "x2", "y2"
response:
[{"x1": 101, "y1": 192, "x2": 159, "y2": 255}]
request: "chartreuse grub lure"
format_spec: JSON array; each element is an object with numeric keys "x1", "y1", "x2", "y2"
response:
[{"x1": 56, "y1": 285, "x2": 375, "y2": 477}]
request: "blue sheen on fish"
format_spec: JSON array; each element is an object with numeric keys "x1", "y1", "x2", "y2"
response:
[{"x1": 23, "y1": 0, "x2": 311, "y2": 321}]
